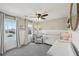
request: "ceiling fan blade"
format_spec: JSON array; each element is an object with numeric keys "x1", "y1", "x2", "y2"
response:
[
  {"x1": 37, "y1": 13, "x2": 41, "y2": 18},
  {"x1": 41, "y1": 14, "x2": 48, "y2": 17},
  {"x1": 41, "y1": 17, "x2": 46, "y2": 19}
]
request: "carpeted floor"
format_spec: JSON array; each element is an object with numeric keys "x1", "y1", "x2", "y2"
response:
[{"x1": 4, "y1": 43, "x2": 51, "y2": 56}]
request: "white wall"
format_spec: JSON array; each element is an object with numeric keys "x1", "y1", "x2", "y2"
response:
[{"x1": 34, "y1": 17, "x2": 68, "y2": 30}]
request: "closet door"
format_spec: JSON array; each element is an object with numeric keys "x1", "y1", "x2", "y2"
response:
[{"x1": 4, "y1": 15, "x2": 17, "y2": 51}]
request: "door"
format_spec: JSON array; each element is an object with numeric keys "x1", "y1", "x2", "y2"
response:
[{"x1": 4, "y1": 15, "x2": 17, "y2": 51}]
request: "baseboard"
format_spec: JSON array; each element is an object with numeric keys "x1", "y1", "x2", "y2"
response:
[
  {"x1": 43, "y1": 43, "x2": 52, "y2": 46},
  {"x1": 19, "y1": 42, "x2": 31, "y2": 48}
]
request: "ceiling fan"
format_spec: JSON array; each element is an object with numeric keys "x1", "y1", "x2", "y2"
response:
[
  {"x1": 25, "y1": 12, "x2": 48, "y2": 23},
  {"x1": 36, "y1": 13, "x2": 48, "y2": 20},
  {"x1": 35, "y1": 13, "x2": 48, "y2": 30}
]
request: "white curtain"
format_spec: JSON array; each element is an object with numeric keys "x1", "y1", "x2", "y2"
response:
[
  {"x1": 0, "y1": 12, "x2": 4, "y2": 54},
  {"x1": 16, "y1": 17, "x2": 28, "y2": 46}
]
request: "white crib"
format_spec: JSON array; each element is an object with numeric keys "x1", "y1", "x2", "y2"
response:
[{"x1": 42, "y1": 30, "x2": 69, "y2": 45}]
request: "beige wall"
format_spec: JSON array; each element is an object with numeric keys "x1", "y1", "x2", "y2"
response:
[{"x1": 34, "y1": 17, "x2": 67, "y2": 30}]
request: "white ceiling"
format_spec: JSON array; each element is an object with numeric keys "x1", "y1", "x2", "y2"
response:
[{"x1": 0, "y1": 3, "x2": 70, "y2": 20}]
